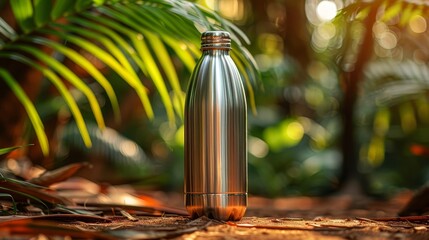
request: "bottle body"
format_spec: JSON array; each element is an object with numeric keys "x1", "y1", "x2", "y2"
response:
[{"x1": 184, "y1": 31, "x2": 247, "y2": 221}]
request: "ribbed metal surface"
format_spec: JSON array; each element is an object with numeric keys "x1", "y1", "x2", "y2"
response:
[
  {"x1": 201, "y1": 31, "x2": 231, "y2": 50},
  {"x1": 184, "y1": 31, "x2": 247, "y2": 221}
]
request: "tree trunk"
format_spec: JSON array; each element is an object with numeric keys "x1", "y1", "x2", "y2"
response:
[{"x1": 339, "y1": 2, "x2": 380, "y2": 189}]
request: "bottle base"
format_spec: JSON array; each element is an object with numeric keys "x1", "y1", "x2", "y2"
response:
[{"x1": 185, "y1": 193, "x2": 247, "y2": 221}]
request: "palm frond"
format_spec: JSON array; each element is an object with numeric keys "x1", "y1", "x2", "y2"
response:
[
  {"x1": 51, "y1": 0, "x2": 76, "y2": 19},
  {"x1": 341, "y1": 0, "x2": 429, "y2": 23},
  {"x1": 9, "y1": 0, "x2": 35, "y2": 33},
  {"x1": 33, "y1": 0, "x2": 52, "y2": 27},
  {"x1": 0, "y1": 69, "x2": 49, "y2": 155},
  {"x1": 146, "y1": 34, "x2": 185, "y2": 119},
  {"x1": 0, "y1": 144, "x2": 33, "y2": 156},
  {"x1": 0, "y1": 52, "x2": 92, "y2": 148},
  {"x1": 0, "y1": 17, "x2": 17, "y2": 41},
  {"x1": 0, "y1": 0, "x2": 259, "y2": 155},
  {"x1": 363, "y1": 60, "x2": 429, "y2": 106},
  {"x1": 24, "y1": 36, "x2": 121, "y2": 123},
  {"x1": 39, "y1": 27, "x2": 154, "y2": 119},
  {"x1": 360, "y1": 60, "x2": 429, "y2": 135},
  {"x1": 57, "y1": 123, "x2": 151, "y2": 180},
  {"x1": 6, "y1": 44, "x2": 106, "y2": 130}
]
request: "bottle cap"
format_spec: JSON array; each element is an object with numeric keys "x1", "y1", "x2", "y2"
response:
[{"x1": 201, "y1": 31, "x2": 231, "y2": 50}]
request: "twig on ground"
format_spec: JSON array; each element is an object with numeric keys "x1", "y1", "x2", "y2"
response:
[
  {"x1": 369, "y1": 216, "x2": 429, "y2": 222},
  {"x1": 119, "y1": 210, "x2": 138, "y2": 222}
]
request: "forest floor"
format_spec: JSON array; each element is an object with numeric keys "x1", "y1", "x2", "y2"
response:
[
  {"x1": 2, "y1": 187, "x2": 429, "y2": 240},
  {"x1": 180, "y1": 192, "x2": 429, "y2": 240},
  {"x1": 0, "y1": 162, "x2": 428, "y2": 240}
]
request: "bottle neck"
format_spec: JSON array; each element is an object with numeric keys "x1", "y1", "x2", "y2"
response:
[
  {"x1": 202, "y1": 49, "x2": 230, "y2": 55},
  {"x1": 200, "y1": 32, "x2": 231, "y2": 51}
]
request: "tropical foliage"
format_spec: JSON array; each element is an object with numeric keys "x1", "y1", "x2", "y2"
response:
[
  {"x1": 334, "y1": 0, "x2": 429, "y2": 193},
  {"x1": 229, "y1": 0, "x2": 429, "y2": 196},
  {"x1": 0, "y1": 0, "x2": 258, "y2": 155},
  {"x1": 1, "y1": 0, "x2": 429, "y2": 196}
]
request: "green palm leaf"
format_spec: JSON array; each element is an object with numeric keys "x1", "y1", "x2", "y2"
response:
[
  {"x1": 7, "y1": 44, "x2": 106, "y2": 130},
  {"x1": 40, "y1": 28, "x2": 154, "y2": 119},
  {"x1": 75, "y1": 0, "x2": 93, "y2": 11},
  {"x1": 0, "y1": 0, "x2": 259, "y2": 155},
  {"x1": 342, "y1": 0, "x2": 429, "y2": 23},
  {"x1": 51, "y1": 0, "x2": 75, "y2": 19},
  {"x1": 0, "y1": 145, "x2": 32, "y2": 156},
  {"x1": 76, "y1": 12, "x2": 184, "y2": 122},
  {"x1": 33, "y1": 0, "x2": 52, "y2": 27},
  {"x1": 0, "y1": 52, "x2": 92, "y2": 147},
  {"x1": 0, "y1": 69, "x2": 49, "y2": 155},
  {"x1": 10, "y1": 0, "x2": 34, "y2": 33},
  {"x1": 0, "y1": 17, "x2": 17, "y2": 41},
  {"x1": 161, "y1": 36, "x2": 196, "y2": 72},
  {"x1": 364, "y1": 60, "x2": 429, "y2": 106},
  {"x1": 146, "y1": 34, "x2": 185, "y2": 119},
  {"x1": 133, "y1": 34, "x2": 176, "y2": 124},
  {"x1": 24, "y1": 36, "x2": 121, "y2": 122}
]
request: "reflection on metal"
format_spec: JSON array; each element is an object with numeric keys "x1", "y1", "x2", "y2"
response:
[{"x1": 184, "y1": 31, "x2": 248, "y2": 221}]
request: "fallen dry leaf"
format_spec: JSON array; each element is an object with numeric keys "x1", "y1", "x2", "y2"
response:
[
  {"x1": 0, "y1": 218, "x2": 113, "y2": 239},
  {"x1": 29, "y1": 163, "x2": 91, "y2": 187},
  {"x1": 78, "y1": 202, "x2": 188, "y2": 216},
  {"x1": 0, "y1": 214, "x2": 111, "y2": 224},
  {"x1": 0, "y1": 179, "x2": 72, "y2": 205}
]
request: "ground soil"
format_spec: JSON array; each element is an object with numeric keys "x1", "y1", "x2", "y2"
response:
[
  {"x1": 2, "y1": 189, "x2": 429, "y2": 239},
  {"x1": 71, "y1": 191, "x2": 429, "y2": 240}
]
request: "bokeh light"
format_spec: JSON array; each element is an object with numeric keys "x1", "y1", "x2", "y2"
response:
[
  {"x1": 255, "y1": 33, "x2": 284, "y2": 71},
  {"x1": 409, "y1": 15, "x2": 427, "y2": 34},
  {"x1": 249, "y1": 137, "x2": 269, "y2": 158},
  {"x1": 373, "y1": 21, "x2": 388, "y2": 38},
  {"x1": 316, "y1": 22, "x2": 336, "y2": 40},
  {"x1": 311, "y1": 22, "x2": 337, "y2": 52},
  {"x1": 377, "y1": 31, "x2": 398, "y2": 50},
  {"x1": 204, "y1": 0, "x2": 249, "y2": 23},
  {"x1": 305, "y1": 86, "x2": 324, "y2": 107},
  {"x1": 257, "y1": 33, "x2": 284, "y2": 55},
  {"x1": 316, "y1": 1, "x2": 338, "y2": 22},
  {"x1": 373, "y1": 21, "x2": 398, "y2": 51},
  {"x1": 119, "y1": 140, "x2": 139, "y2": 159},
  {"x1": 263, "y1": 119, "x2": 305, "y2": 151}
]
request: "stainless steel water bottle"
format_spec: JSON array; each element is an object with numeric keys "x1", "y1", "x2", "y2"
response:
[{"x1": 184, "y1": 31, "x2": 247, "y2": 221}]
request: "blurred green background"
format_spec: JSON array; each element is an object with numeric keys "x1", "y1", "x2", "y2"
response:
[
  {"x1": 114, "y1": 0, "x2": 429, "y2": 197},
  {"x1": 153, "y1": 0, "x2": 429, "y2": 197},
  {"x1": 2, "y1": 0, "x2": 429, "y2": 198}
]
